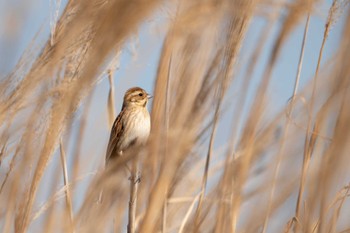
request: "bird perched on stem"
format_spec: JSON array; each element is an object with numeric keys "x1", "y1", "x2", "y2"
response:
[
  {"x1": 105, "y1": 87, "x2": 152, "y2": 165},
  {"x1": 100, "y1": 87, "x2": 151, "y2": 231}
]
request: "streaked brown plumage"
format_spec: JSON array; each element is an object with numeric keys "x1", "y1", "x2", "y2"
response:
[{"x1": 105, "y1": 87, "x2": 151, "y2": 165}]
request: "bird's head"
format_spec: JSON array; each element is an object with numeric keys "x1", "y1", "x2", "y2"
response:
[{"x1": 123, "y1": 87, "x2": 152, "y2": 108}]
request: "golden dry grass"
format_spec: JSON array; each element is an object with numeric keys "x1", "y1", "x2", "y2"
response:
[{"x1": 1, "y1": 0, "x2": 350, "y2": 232}]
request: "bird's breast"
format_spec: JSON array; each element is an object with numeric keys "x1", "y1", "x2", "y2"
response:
[{"x1": 123, "y1": 108, "x2": 150, "y2": 147}]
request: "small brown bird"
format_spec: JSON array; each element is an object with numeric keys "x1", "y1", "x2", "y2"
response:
[{"x1": 105, "y1": 87, "x2": 152, "y2": 165}]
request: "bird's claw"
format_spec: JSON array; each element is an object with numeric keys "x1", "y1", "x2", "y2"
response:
[{"x1": 128, "y1": 173, "x2": 141, "y2": 184}]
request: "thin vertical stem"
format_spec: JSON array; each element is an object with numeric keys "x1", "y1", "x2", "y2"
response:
[
  {"x1": 108, "y1": 69, "x2": 116, "y2": 128},
  {"x1": 295, "y1": 4, "x2": 332, "y2": 229},
  {"x1": 128, "y1": 160, "x2": 139, "y2": 233},
  {"x1": 261, "y1": 13, "x2": 310, "y2": 233},
  {"x1": 59, "y1": 139, "x2": 74, "y2": 233},
  {"x1": 162, "y1": 53, "x2": 172, "y2": 233},
  {"x1": 306, "y1": 2, "x2": 341, "y2": 231},
  {"x1": 162, "y1": 198, "x2": 167, "y2": 233},
  {"x1": 194, "y1": 84, "x2": 221, "y2": 231}
]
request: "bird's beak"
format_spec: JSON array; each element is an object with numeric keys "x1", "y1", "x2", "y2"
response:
[{"x1": 147, "y1": 94, "x2": 153, "y2": 99}]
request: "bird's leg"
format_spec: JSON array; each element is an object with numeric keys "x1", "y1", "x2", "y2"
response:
[{"x1": 134, "y1": 171, "x2": 141, "y2": 184}]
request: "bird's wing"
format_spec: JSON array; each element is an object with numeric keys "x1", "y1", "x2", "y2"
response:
[{"x1": 105, "y1": 110, "x2": 125, "y2": 165}]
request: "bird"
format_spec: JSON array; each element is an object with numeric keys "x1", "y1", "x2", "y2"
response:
[{"x1": 105, "y1": 87, "x2": 152, "y2": 166}]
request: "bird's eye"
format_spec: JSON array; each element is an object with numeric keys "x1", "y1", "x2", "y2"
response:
[{"x1": 138, "y1": 93, "x2": 143, "y2": 97}]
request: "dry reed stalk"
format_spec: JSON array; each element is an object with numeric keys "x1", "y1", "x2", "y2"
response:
[
  {"x1": 107, "y1": 51, "x2": 122, "y2": 126},
  {"x1": 31, "y1": 172, "x2": 96, "y2": 222},
  {"x1": 227, "y1": 15, "x2": 276, "y2": 150},
  {"x1": 41, "y1": 160, "x2": 65, "y2": 233},
  {"x1": 2, "y1": 0, "x2": 350, "y2": 233},
  {"x1": 270, "y1": 0, "x2": 316, "y2": 62},
  {"x1": 245, "y1": 178, "x2": 301, "y2": 232},
  {"x1": 178, "y1": 193, "x2": 200, "y2": 233},
  {"x1": 12, "y1": 1, "x2": 162, "y2": 232},
  {"x1": 229, "y1": 0, "x2": 318, "y2": 231},
  {"x1": 127, "y1": 160, "x2": 140, "y2": 233},
  {"x1": 127, "y1": 163, "x2": 141, "y2": 233},
  {"x1": 327, "y1": 184, "x2": 350, "y2": 232},
  {"x1": 161, "y1": 197, "x2": 168, "y2": 233},
  {"x1": 193, "y1": 83, "x2": 220, "y2": 218},
  {"x1": 226, "y1": 4, "x2": 286, "y2": 233},
  {"x1": 294, "y1": 8, "x2": 330, "y2": 230},
  {"x1": 5, "y1": 90, "x2": 50, "y2": 232},
  {"x1": 49, "y1": 0, "x2": 62, "y2": 45},
  {"x1": 141, "y1": 1, "x2": 227, "y2": 230},
  {"x1": 218, "y1": 14, "x2": 280, "y2": 231},
  {"x1": 70, "y1": 91, "x2": 95, "y2": 195},
  {"x1": 2, "y1": 174, "x2": 19, "y2": 233},
  {"x1": 75, "y1": 152, "x2": 136, "y2": 232},
  {"x1": 293, "y1": 2, "x2": 350, "y2": 232},
  {"x1": 107, "y1": 70, "x2": 116, "y2": 128},
  {"x1": 59, "y1": 140, "x2": 74, "y2": 232},
  {"x1": 262, "y1": 13, "x2": 311, "y2": 233},
  {"x1": 164, "y1": 1, "x2": 259, "y2": 232},
  {"x1": 309, "y1": 184, "x2": 350, "y2": 232},
  {"x1": 0, "y1": 78, "x2": 50, "y2": 196},
  {"x1": 193, "y1": 12, "x2": 259, "y2": 229},
  {"x1": 161, "y1": 52, "x2": 173, "y2": 233},
  {"x1": 316, "y1": 20, "x2": 350, "y2": 233}
]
